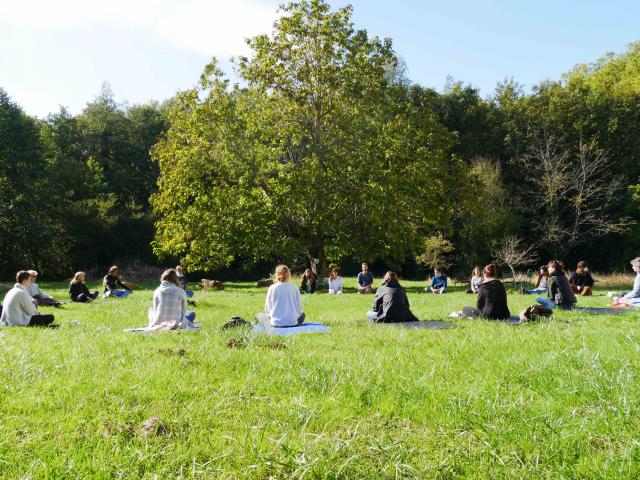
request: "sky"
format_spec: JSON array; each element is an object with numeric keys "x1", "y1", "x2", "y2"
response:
[{"x1": 1, "y1": 0, "x2": 639, "y2": 118}]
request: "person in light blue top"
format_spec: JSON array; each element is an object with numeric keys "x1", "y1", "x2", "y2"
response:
[
  {"x1": 426, "y1": 269, "x2": 447, "y2": 294},
  {"x1": 615, "y1": 257, "x2": 640, "y2": 307}
]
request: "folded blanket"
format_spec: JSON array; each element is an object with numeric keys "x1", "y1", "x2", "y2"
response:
[{"x1": 252, "y1": 322, "x2": 330, "y2": 335}]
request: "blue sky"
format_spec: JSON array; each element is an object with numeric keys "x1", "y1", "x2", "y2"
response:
[{"x1": 1, "y1": 0, "x2": 638, "y2": 118}]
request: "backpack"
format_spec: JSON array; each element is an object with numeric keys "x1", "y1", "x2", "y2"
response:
[
  {"x1": 222, "y1": 316, "x2": 250, "y2": 330},
  {"x1": 519, "y1": 304, "x2": 553, "y2": 323}
]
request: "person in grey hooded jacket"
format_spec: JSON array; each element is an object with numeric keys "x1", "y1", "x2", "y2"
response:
[{"x1": 366, "y1": 271, "x2": 419, "y2": 323}]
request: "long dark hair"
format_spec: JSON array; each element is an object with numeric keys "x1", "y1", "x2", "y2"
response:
[{"x1": 548, "y1": 260, "x2": 563, "y2": 272}]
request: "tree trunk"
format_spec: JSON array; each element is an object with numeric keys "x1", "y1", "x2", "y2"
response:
[{"x1": 306, "y1": 240, "x2": 328, "y2": 277}]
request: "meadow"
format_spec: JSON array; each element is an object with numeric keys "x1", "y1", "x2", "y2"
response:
[{"x1": 0, "y1": 278, "x2": 639, "y2": 479}]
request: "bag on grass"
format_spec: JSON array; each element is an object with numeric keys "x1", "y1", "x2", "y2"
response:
[
  {"x1": 222, "y1": 316, "x2": 250, "y2": 330},
  {"x1": 519, "y1": 304, "x2": 553, "y2": 323}
]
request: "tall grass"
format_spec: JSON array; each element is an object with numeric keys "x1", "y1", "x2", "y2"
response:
[{"x1": 0, "y1": 279, "x2": 638, "y2": 478}]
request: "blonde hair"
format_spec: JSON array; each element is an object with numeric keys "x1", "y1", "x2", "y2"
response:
[
  {"x1": 275, "y1": 265, "x2": 291, "y2": 283},
  {"x1": 73, "y1": 271, "x2": 86, "y2": 283}
]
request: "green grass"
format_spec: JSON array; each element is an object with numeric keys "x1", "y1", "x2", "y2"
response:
[{"x1": 1, "y1": 279, "x2": 639, "y2": 478}]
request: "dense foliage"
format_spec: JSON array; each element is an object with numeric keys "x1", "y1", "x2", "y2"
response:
[
  {"x1": 0, "y1": 85, "x2": 168, "y2": 278},
  {"x1": 2, "y1": 0, "x2": 639, "y2": 277}
]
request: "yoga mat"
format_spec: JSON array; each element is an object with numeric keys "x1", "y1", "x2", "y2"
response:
[
  {"x1": 252, "y1": 322, "x2": 331, "y2": 335},
  {"x1": 384, "y1": 320, "x2": 455, "y2": 329},
  {"x1": 504, "y1": 316, "x2": 526, "y2": 324}
]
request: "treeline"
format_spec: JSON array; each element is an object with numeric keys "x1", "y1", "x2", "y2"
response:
[
  {"x1": 0, "y1": 85, "x2": 168, "y2": 278},
  {"x1": 2, "y1": 1, "x2": 640, "y2": 278}
]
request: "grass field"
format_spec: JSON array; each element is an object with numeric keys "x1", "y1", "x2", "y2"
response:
[{"x1": 1, "y1": 278, "x2": 639, "y2": 479}]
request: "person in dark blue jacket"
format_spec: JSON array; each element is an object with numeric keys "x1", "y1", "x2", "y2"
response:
[{"x1": 426, "y1": 269, "x2": 447, "y2": 294}]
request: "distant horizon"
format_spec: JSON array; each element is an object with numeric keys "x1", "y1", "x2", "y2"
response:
[{"x1": 2, "y1": 0, "x2": 638, "y2": 118}]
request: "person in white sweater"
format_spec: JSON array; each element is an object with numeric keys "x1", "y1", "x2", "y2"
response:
[
  {"x1": 256, "y1": 265, "x2": 305, "y2": 327},
  {"x1": 614, "y1": 257, "x2": 640, "y2": 307},
  {"x1": 328, "y1": 269, "x2": 343, "y2": 294},
  {"x1": 147, "y1": 269, "x2": 196, "y2": 329},
  {"x1": 1, "y1": 271, "x2": 55, "y2": 327}
]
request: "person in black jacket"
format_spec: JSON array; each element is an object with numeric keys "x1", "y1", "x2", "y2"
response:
[
  {"x1": 103, "y1": 265, "x2": 131, "y2": 298},
  {"x1": 462, "y1": 264, "x2": 511, "y2": 320},
  {"x1": 366, "y1": 272, "x2": 419, "y2": 323},
  {"x1": 536, "y1": 260, "x2": 576, "y2": 310},
  {"x1": 69, "y1": 271, "x2": 99, "y2": 303},
  {"x1": 568, "y1": 261, "x2": 594, "y2": 296}
]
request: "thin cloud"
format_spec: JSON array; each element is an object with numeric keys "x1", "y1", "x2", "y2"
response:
[{"x1": 3, "y1": 0, "x2": 280, "y2": 57}]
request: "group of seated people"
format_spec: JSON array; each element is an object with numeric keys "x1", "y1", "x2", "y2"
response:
[
  {"x1": 522, "y1": 260, "x2": 595, "y2": 297},
  {"x1": 4, "y1": 257, "x2": 640, "y2": 329},
  {"x1": 298, "y1": 263, "x2": 373, "y2": 295}
]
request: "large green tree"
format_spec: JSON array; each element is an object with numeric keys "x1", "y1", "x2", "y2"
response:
[{"x1": 152, "y1": 0, "x2": 457, "y2": 273}]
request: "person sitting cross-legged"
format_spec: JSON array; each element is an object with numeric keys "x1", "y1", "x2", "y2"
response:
[
  {"x1": 462, "y1": 264, "x2": 511, "y2": 320},
  {"x1": 366, "y1": 271, "x2": 418, "y2": 323},
  {"x1": 536, "y1": 260, "x2": 577, "y2": 310},
  {"x1": 256, "y1": 265, "x2": 305, "y2": 328},
  {"x1": 426, "y1": 269, "x2": 447, "y2": 294},
  {"x1": 69, "y1": 271, "x2": 99, "y2": 303},
  {"x1": 569, "y1": 261, "x2": 594, "y2": 296},
  {"x1": 147, "y1": 269, "x2": 196, "y2": 329},
  {"x1": 466, "y1": 266, "x2": 483, "y2": 294},
  {"x1": 524, "y1": 265, "x2": 549, "y2": 294},
  {"x1": 26, "y1": 270, "x2": 61, "y2": 306},
  {"x1": 357, "y1": 263, "x2": 375, "y2": 294},
  {"x1": 300, "y1": 268, "x2": 317, "y2": 294},
  {"x1": 614, "y1": 257, "x2": 640, "y2": 307},
  {"x1": 103, "y1": 265, "x2": 131, "y2": 298},
  {"x1": 327, "y1": 268, "x2": 343, "y2": 295},
  {"x1": 175, "y1": 265, "x2": 195, "y2": 298},
  {"x1": 0, "y1": 271, "x2": 55, "y2": 327}
]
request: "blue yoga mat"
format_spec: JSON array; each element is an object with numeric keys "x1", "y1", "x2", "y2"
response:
[
  {"x1": 252, "y1": 322, "x2": 331, "y2": 335},
  {"x1": 575, "y1": 307, "x2": 637, "y2": 315}
]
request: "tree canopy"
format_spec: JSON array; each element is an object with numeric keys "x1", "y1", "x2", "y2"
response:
[
  {"x1": 2, "y1": 5, "x2": 640, "y2": 277},
  {"x1": 152, "y1": 0, "x2": 457, "y2": 273}
]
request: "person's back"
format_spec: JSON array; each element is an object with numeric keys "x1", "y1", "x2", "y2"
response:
[
  {"x1": 266, "y1": 281, "x2": 302, "y2": 327},
  {"x1": 549, "y1": 270, "x2": 577, "y2": 306},
  {"x1": 149, "y1": 280, "x2": 188, "y2": 327},
  {"x1": 370, "y1": 273, "x2": 417, "y2": 323},
  {"x1": 476, "y1": 279, "x2": 510, "y2": 320}
]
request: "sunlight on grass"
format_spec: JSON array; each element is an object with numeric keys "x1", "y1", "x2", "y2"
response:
[{"x1": 0, "y1": 279, "x2": 638, "y2": 478}]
